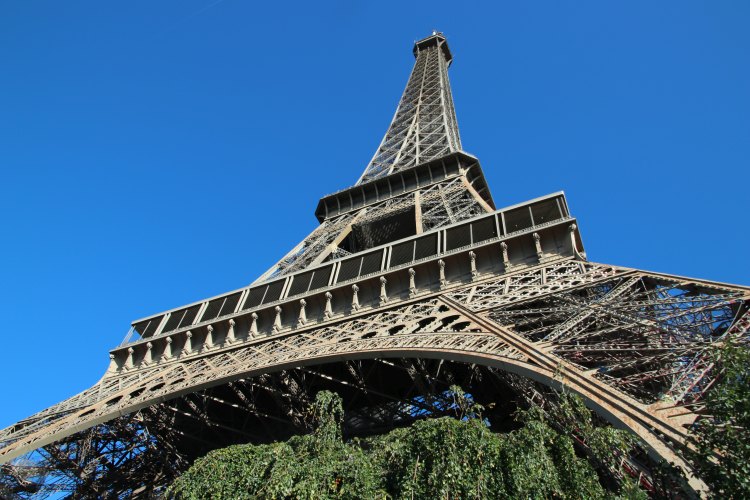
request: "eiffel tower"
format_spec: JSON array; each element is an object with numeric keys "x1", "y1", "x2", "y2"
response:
[{"x1": 2, "y1": 32, "x2": 748, "y2": 497}]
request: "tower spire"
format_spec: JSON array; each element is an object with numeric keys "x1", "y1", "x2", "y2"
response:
[{"x1": 357, "y1": 32, "x2": 462, "y2": 184}]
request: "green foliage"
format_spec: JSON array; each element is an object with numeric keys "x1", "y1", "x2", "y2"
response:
[
  {"x1": 538, "y1": 391, "x2": 636, "y2": 476},
  {"x1": 168, "y1": 388, "x2": 643, "y2": 499},
  {"x1": 691, "y1": 340, "x2": 750, "y2": 497},
  {"x1": 167, "y1": 391, "x2": 383, "y2": 499}
]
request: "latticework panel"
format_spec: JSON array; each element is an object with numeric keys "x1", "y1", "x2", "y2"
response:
[
  {"x1": 420, "y1": 176, "x2": 486, "y2": 230},
  {"x1": 264, "y1": 211, "x2": 358, "y2": 279},
  {"x1": 358, "y1": 35, "x2": 461, "y2": 184},
  {"x1": 0, "y1": 408, "x2": 186, "y2": 499},
  {"x1": 447, "y1": 260, "x2": 625, "y2": 310},
  {"x1": 480, "y1": 273, "x2": 749, "y2": 405},
  {"x1": 261, "y1": 175, "x2": 489, "y2": 279}
]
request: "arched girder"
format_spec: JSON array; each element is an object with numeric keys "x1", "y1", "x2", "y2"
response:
[
  {"x1": 5, "y1": 260, "x2": 750, "y2": 499},
  {"x1": 0, "y1": 295, "x2": 710, "y2": 493}
]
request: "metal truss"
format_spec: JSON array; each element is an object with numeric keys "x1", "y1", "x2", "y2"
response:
[
  {"x1": 3, "y1": 258, "x2": 748, "y2": 496},
  {"x1": 358, "y1": 32, "x2": 461, "y2": 184},
  {"x1": 451, "y1": 265, "x2": 749, "y2": 406},
  {"x1": 487, "y1": 278, "x2": 742, "y2": 405},
  {"x1": 419, "y1": 175, "x2": 486, "y2": 230},
  {"x1": 0, "y1": 408, "x2": 186, "y2": 498},
  {"x1": 259, "y1": 211, "x2": 359, "y2": 280},
  {"x1": 259, "y1": 174, "x2": 489, "y2": 280},
  {"x1": 2, "y1": 359, "x2": 522, "y2": 498}
]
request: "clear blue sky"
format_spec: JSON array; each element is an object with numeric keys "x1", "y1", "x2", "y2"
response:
[{"x1": 1, "y1": 1, "x2": 748, "y2": 430}]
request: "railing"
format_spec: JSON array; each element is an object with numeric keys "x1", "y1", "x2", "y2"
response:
[
  {"x1": 124, "y1": 192, "x2": 575, "y2": 347},
  {"x1": 110, "y1": 218, "x2": 581, "y2": 372}
]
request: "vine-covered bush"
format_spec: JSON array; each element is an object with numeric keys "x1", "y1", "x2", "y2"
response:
[{"x1": 168, "y1": 388, "x2": 645, "y2": 499}]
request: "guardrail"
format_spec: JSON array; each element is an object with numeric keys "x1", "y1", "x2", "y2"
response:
[{"x1": 119, "y1": 192, "x2": 578, "y2": 352}]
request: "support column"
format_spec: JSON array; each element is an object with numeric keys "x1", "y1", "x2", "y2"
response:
[
  {"x1": 227, "y1": 319, "x2": 236, "y2": 343},
  {"x1": 569, "y1": 223, "x2": 584, "y2": 259},
  {"x1": 438, "y1": 259, "x2": 447, "y2": 289},
  {"x1": 324, "y1": 292, "x2": 333, "y2": 319},
  {"x1": 379, "y1": 276, "x2": 388, "y2": 306},
  {"x1": 184, "y1": 331, "x2": 193, "y2": 354},
  {"x1": 273, "y1": 306, "x2": 283, "y2": 333},
  {"x1": 352, "y1": 284, "x2": 360, "y2": 311},
  {"x1": 205, "y1": 325, "x2": 215, "y2": 349},
  {"x1": 250, "y1": 313, "x2": 259, "y2": 337},
  {"x1": 145, "y1": 342, "x2": 154, "y2": 365},
  {"x1": 533, "y1": 232, "x2": 545, "y2": 263},
  {"x1": 164, "y1": 336, "x2": 174, "y2": 359},
  {"x1": 298, "y1": 299, "x2": 307, "y2": 326},
  {"x1": 500, "y1": 242, "x2": 512, "y2": 271},
  {"x1": 469, "y1": 251, "x2": 478, "y2": 280},
  {"x1": 108, "y1": 353, "x2": 117, "y2": 372}
]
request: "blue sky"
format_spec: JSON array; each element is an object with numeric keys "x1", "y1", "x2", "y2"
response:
[{"x1": 0, "y1": 1, "x2": 748, "y2": 430}]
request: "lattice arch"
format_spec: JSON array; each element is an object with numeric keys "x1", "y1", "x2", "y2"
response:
[{"x1": 5, "y1": 280, "x2": 745, "y2": 496}]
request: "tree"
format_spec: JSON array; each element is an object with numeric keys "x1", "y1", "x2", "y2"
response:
[
  {"x1": 691, "y1": 340, "x2": 750, "y2": 497},
  {"x1": 167, "y1": 388, "x2": 645, "y2": 499}
]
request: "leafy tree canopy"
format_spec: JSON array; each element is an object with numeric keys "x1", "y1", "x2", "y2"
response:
[
  {"x1": 168, "y1": 388, "x2": 645, "y2": 499},
  {"x1": 691, "y1": 340, "x2": 750, "y2": 498}
]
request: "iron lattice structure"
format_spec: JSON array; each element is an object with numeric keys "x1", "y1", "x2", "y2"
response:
[
  {"x1": 357, "y1": 34, "x2": 461, "y2": 184},
  {"x1": 1, "y1": 32, "x2": 749, "y2": 498}
]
